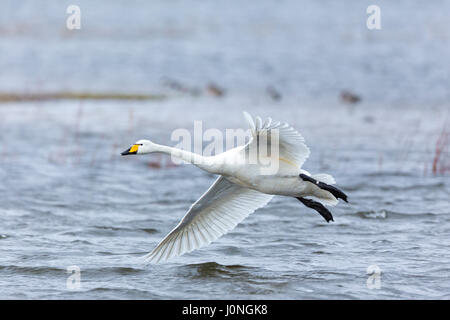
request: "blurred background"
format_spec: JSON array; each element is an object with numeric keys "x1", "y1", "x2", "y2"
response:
[{"x1": 0, "y1": 0, "x2": 449, "y2": 299}]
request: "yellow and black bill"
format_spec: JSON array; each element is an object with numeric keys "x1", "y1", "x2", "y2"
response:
[{"x1": 121, "y1": 144, "x2": 139, "y2": 156}]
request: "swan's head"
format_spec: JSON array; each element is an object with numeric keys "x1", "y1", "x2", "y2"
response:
[{"x1": 121, "y1": 139, "x2": 156, "y2": 156}]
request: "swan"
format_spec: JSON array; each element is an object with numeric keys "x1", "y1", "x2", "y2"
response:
[{"x1": 121, "y1": 112, "x2": 348, "y2": 263}]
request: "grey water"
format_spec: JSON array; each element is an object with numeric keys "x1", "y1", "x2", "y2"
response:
[{"x1": 0, "y1": 0, "x2": 449, "y2": 299}]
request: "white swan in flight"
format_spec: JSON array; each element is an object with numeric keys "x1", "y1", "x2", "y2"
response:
[{"x1": 121, "y1": 112, "x2": 348, "y2": 264}]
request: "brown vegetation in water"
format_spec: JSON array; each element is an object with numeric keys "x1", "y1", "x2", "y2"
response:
[
  {"x1": 0, "y1": 92, "x2": 166, "y2": 103},
  {"x1": 432, "y1": 122, "x2": 450, "y2": 175}
]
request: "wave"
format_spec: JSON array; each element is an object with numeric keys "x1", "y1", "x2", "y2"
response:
[
  {"x1": 177, "y1": 261, "x2": 256, "y2": 279},
  {"x1": 0, "y1": 265, "x2": 63, "y2": 275},
  {"x1": 354, "y1": 210, "x2": 439, "y2": 219}
]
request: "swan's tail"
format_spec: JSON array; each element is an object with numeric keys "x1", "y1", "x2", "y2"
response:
[{"x1": 311, "y1": 173, "x2": 335, "y2": 185}]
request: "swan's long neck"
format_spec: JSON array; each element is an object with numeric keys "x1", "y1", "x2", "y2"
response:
[{"x1": 152, "y1": 144, "x2": 219, "y2": 173}]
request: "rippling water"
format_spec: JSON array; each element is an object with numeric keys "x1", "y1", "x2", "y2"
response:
[
  {"x1": 1, "y1": 0, "x2": 450, "y2": 299},
  {"x1": 0, "y1": 99, "x2": 448, "y2": 299}
]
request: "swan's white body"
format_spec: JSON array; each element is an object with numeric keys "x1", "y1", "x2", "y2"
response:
[{"x1": 123, "y1": 112, "x2": 340, "y2": 263}]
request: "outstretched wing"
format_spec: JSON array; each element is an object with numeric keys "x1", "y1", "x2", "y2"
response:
[
  {"x1": 144, "y1": 176, "x2": 273, "y2": 264},
  {"x1": 243, "y1": 111, "x2": 310, "y2": 168}
]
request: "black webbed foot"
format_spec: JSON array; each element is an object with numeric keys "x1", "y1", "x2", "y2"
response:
[
  {"x1": 296, "y1": 197, "x2": 334, "y2": 223},
  {"x1": 299, "y1": 174, "x2": 348, "y2": 203}
]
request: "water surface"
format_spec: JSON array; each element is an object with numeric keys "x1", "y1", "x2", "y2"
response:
[{"x1": 0, "y1": 0, "x2": 449, "y2": 299}]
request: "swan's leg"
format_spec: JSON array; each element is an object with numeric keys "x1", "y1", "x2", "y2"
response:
[
  {"x1": 296, "y1": 197, "x2": 334, "y2": 222},
  {"x1": 299, "y1": 174, "x2": 348, "y2": 203}
]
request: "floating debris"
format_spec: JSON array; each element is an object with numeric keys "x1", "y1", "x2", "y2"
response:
[
  {"x1": 147, "y1": 155, "x2": 179, "y2": 169},
  {"x1": 266, "y1": 85, "x2": 282, "y2": 101},
  {"x1": 363, "y1": 115, "x2": 375, "y2": 123},
  {"x1": 340, "y1": 90, "x2": 361, "y2": 104},
  {"x1": 162, "y1": 77, "x2": 185, "y2": 91},
  {"x1": 161, "y1": 77, "x2": 201, "y2": 96},
  {"x1": 206, "y1": 83, "x2": 225, "y2": 97},
  {"x1": 147, "y1": 161, "x2": 162, "y2": 169}
]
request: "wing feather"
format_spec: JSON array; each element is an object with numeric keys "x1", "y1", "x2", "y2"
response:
[
  {"x1": 144, "y1": 176, "x2": 273, "y2": 263},
  {"x1": 243, "y1": 111, "x2": 310, "y2": 168}
]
